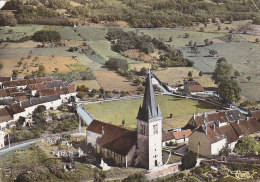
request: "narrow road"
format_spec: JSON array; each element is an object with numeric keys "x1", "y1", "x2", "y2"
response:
[{"x1": 0, "y1": 132, "x2": 86, "y2": 157}]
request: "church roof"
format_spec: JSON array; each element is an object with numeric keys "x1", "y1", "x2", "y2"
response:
[{"x1": 137, "y1": 71, "x2": 163, "y2": 122}]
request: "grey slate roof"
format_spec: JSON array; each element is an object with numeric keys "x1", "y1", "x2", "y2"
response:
[
  {"x1": 45, "y1": 81, "x2": 69, "y2": 89},
  {"x1": 137, "y1": 71, "x2": 163, "y2": 122},
  {"x1": 21, "y1": 95, "x2": 60, "y2": 108},
  {"x1": 0, "y1": 99, "x2": 15, "y2": 106},
  {"x1": 225, "y1": 109, "x2": 246, "y2": 122}
]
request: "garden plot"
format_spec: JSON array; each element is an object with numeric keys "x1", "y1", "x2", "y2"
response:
[
  {"x1": 182, "y1": 41, "x2": 260, "y2": 101},
  {"x1": 94, "y1": 70, "x2": 139, "y2": 94},
  {"x1": 154, "y1": 67, "x2": 216, "y2": 88}
]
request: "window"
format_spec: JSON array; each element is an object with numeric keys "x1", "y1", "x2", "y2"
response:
[
  {"x1": 153, "y1": 124, "x2": 158, "y2": 134},
  {"x1": 141, "y1": 125, "x2": 145, "y2": 135}
]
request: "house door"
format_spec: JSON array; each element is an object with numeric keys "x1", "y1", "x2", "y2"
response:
[{"x1": 155, "y1": 160, "x2": 158, "y2": 166}]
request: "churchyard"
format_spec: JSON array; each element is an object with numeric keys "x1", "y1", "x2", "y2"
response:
[{"x1": 85, "y1": 95, "x2": 218, "y2": 130}]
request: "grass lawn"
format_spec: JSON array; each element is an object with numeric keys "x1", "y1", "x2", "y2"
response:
[{"x1": 85, "y1": 95, "x2": 218, "y2": 130}]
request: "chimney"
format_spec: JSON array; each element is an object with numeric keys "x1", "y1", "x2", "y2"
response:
[
  {"x1": 193, "y1": 114, "x2": 196, "y2": 120},
  {"x1": 237, "y1": 120, "x2": 240, "y2": 124},
  {"x1": 19, "y1": 101, "x2": 22, "y2": 107},
  {"x1": 213, "y1": 123, "x2": 216, "y2": 130},
  {"x1": 102, "y1": 126, "x2": 104, "y2": 135}
]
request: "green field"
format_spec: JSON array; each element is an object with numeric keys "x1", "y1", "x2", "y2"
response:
[
  {"x1": 0, "y1": 25, "x2": 45, "y2": 41},
  {"x1": 86, "y1": 95, "x2": 218, "y2": 130},
  {"x1": 131, "y1": 29, "x2": 225, "y2": 49}
]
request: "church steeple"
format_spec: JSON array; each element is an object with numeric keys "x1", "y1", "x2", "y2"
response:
[{"x1": 137, "y1": 70, "x2": 163, "y2": 122}]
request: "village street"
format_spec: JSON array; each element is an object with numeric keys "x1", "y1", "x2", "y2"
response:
[{"x1": 0, "y1": 132, "x2": 86, "y2": 157}]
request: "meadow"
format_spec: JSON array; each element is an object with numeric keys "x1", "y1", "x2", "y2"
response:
[{"x1": 85, "y1": 95, "x2": 218, "y2": 130}]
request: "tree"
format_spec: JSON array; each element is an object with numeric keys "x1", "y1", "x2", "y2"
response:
[
  {"x1": 217, "y1": 79, "x2": 241, "y2": 103},
  {"x1": 93, "y1": 169, "x2": 106, "y2": 182},
  {"x1": 246, "y1": 76, "x2": 251, "y2": 82},
  {"x1": 188, "y1": 71, "x2": 193, "y2": 77},
  {"x1": 194, "y1": 47, "x2": 200, "y2": 57},
  {"x1": 182, "y1": 151, "x2": 197, "y2": 170},
  {"x1": 0, "y1": 63, "x2": 3, "y2": 73},
  {"x1": 168, "y1": 36, "x2": 173, "y2": 42},
  {"x1": 199, "y1": 71, "x2": 203, "y2": 77},
  {"x1": 212, "y1": 58, "x2": 233, "y2": 84},
  {"x1": 204, "y1": 39, "x2": 209, "y2": 45},
  {"x1": 122, "y1": 119, "x2": 125, "y2": 127},
  {"x1": 184, "y1": 33, "x2": 190, "y2": 38},
  {"x1": 219, "y1": 146, "x2": 231, "y2": 156},
  {"x1": 218, "y1": 26, "x2": 221, "y2": 31},
  {"x1": 188, "y1": 40, "x2": 193, "y2": 46},
  {"x1": 32, "y1": 31, "x2": 61, "y2": 42},
  {"x1": 256, "y1": 38, "x2": 259, "y2": 43},
  {"x1": 234, "y1": 70, "x2": 240, "y2": 77},
  {"x1": 12, "y1": 69, "x2": 19, "y2": 78},
  {"x1": 123, "y1": 173, "x2": 148, "y2": 182},
  {"x1": 209, "y1": 49, "x2": 217, "y2": 57},
  {"x1": 33, "y1": 105, "x2": 46, "y2": 114},
  {"x1": 235, "y1": 136, "x2": 260, "y2": 155},
  {"x1": 105, "y1": 58, "x2": 128, "y2": 71}
]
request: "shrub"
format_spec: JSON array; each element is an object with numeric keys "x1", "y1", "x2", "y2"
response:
[
  {"x1": 32, "y1": 31, "x2": 61, "y2": 42},
  {"x1": 105, "y1": 58, "x2": 128, "y2": 71},
  {"x1": 52, "y1": 116, "x2": 78, "y2": 133},
  {"x1": 182, "y1": 151, "x2": 197, "y2": 170}
]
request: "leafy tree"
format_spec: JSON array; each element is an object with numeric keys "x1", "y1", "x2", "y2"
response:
[
  {"x1": 199, "y1": 71, "x2": 203, "y2": 77},
  {"x1": 219, "y1": 146, "x2": 231, "y2": 156},
  {"x1": 234, "y1": 70, "x2": 240, "y2": 77},
  {"x1": 212, "y1": 58, "x2": 233, "y2": 84},
  {"x1": 218, "y1": 26, "x2": 221, "y2": 31},
  {"x1": 33, "y1": 105, "x2": 46, "y2": 114},
  {"x1": 12, "y1": 69, "x2": 19, "y2": 78},
  {"x1": 204, "y1": 39, "x2": 209, "y2": 45},
  {"x1": 105, "y1": 58, "x2": 128, "y2": 71},
  {"x1": 168, "y1": 36, "x2": 173, "y2": 42},
  {"x1": 182, "y1": 151, "x2": 197, "y2": 170},
  {"x1": 217, "y1": 79, "x2": 241, "y2": 103},
  {"x1": 184, "y1": 33, "x2": 190, "y2": 38},
  {"x1": 139, "y1": 67, "x2": 148, "y2": 75},
  {"x1": 32, "y1": 31, "x2": 61, "y2": 42},
  {"x1": 188, "y1": 71, "x2": 193, "y2": 77},
  {"x1": 246, "y1": 76, "x2": 251, "y2": 82},
  {"x1": 209, "y1": 49, "x2": 217, "y2": 56},
  {"x1": 235, "y1": 136, "x2": 260, "y2": 155},
  {"x1": 122, "y1": 119, "x2": 125, "y2": 127},
  {"x1": 93, "y1": 169, "x2": 106, "y2": 182}
]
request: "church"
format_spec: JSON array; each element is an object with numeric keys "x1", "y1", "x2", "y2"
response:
[{"x1": 85, "y1": 71, "x2": 163, "y2": 170}]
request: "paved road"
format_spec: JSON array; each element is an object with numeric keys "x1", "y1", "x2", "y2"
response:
[{"x1": 0, "y1": 132, "x2": 86, "y2": 157}]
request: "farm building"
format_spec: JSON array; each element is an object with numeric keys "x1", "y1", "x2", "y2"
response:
[
  {"x1": 162, "y1": 129, "x2": 192, "y2": 147},
  {"x1": 189, "y1": 115, "x2": 260, "y2": 157},
  {"x1": 85, "y1": 71, "x2": 164, "y2": 170},
  {"x1": 184, "y1": 77, "x2": 204, "y2": 95}
]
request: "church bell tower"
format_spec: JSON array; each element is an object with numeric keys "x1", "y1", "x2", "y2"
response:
[{"x1": 136, "y1": 70, "x2": 163, "y2": 170}]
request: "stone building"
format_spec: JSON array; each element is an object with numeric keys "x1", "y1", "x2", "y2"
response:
[{"x1": 85, "y1": 71, "x2": 164, "y2": 170}]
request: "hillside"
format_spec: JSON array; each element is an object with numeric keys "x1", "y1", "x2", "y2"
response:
[{"x1": 1, "y1": 0, "x2": 260, "y2": 27}]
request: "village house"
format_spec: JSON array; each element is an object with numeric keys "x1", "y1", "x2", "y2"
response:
[
  {"x1": 162, "y1": 129, "x2": 192, "y2": 147},
  {"x1": 27, "y1": 82, "x2": 48, "y2": 96},
  {"x1": 2, "y1": 77, "x2": 52, "y2": 90},
  {"x1": 0, "y1": 77, "x2": 12, "y2": 89},
  {"x1": 6, "y1": 104, "x2": 26, "y2": 121},
  {"x1": 44, "y1": 80, "x2": 69, "y2": 89},
  {"x1": 184, "y1": 77, "x2": 204, "y2": 95},
  {"x1": 188, "y1": 109, "x2": 246, "y2": 128},
  {"x1": 189, "y1": 116, "x2": 260, "y2": 157},
  {"x1": 0, "y1": 107, "x2": 13, "y2": 129},
  {"x1": 0, "y1": 88, "x2": 18, "y2": 99},
  {"x1": 0, "y1": 99, "x2": 15, "y2": 108}
]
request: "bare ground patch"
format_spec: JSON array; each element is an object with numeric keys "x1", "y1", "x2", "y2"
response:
[
  {"x1": 94, "y1": 70, "x2": 138, "y2": 94},
  {"x1": 0, "y1": 56, "x2": 78, "y2": 77},
  {"x1": 123, "y1": 49, "x2": 160, "y2": 63}
]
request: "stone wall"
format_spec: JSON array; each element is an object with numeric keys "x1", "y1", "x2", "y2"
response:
[{"x1": 146, "y1": 164, "x2": 179, "y2": 180}]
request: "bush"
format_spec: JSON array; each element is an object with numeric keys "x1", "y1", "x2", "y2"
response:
[
  {"x1": 52, "y1": 116, "x2": 78, "y2": 133},
  {"x1": 123, "y1": 173, "x2": 148, "y2": 182},
  {"x1": 182, "y1": 151, "x2": 197, "y2": 170},
  {"x1": 32, "y1": 31, "x2": 61, "y2": 42},
  {"x1": 105, "y1": 58, "x2": 128, "y2": 71}
]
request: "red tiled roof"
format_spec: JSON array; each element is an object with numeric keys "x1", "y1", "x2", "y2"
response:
[
  {"x1": 87, "y1": 120, "x2": 137, "y2": 156},
  {"x1": 6, "y1": 104, "x2": 25, "y2": 116},
  {"x1": 28, "y1": 82, "x2": 48, "y2": 91},
  {"x1": 38, "y1": 86, "x2": 76, "y2": 97},
  {"x1": 0, "y1": 88, "x2": 18, "y2": 97},
  {"x1": 162, "y1": 129, "x2": 192, "y2": 142},
  {"x1": 193, "y1": 112, "x2": 228, "y2": 127},
  {"x1": 0, "y1": 77, "x2": 11, "y2": 82},
  {"x1": 0, "y1": 108, "x2": 12, "y2": 123},
  {"x1": 250, "y1": 110, "x2": 260, "y2": 121},
  {"x1": 3, "y1": 78, "x2": 52, "y2": 87},
  {"x1": 202, "y1": 118, "x2": 260, "y2": 144},
  {"x1": 187, "y1": 81, "x2": 204, "y2": 92}
]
